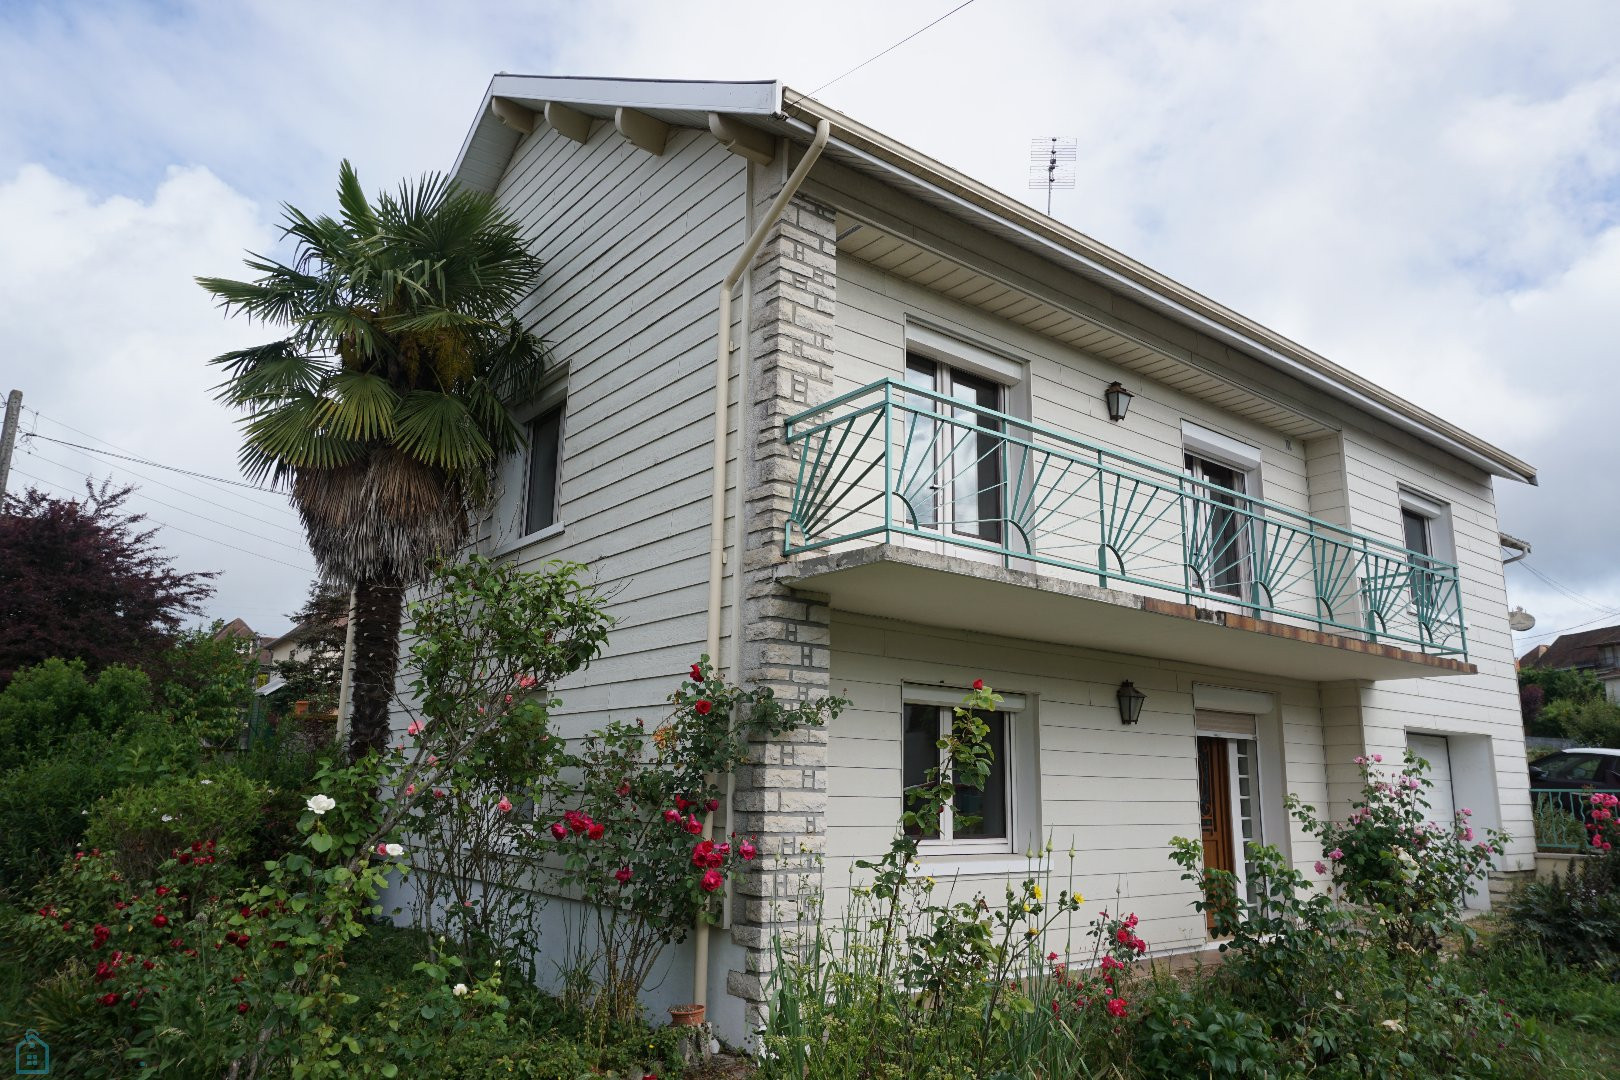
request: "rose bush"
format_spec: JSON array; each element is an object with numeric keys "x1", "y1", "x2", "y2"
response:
[
  {"x1": 1289, "y1": 749, "x2": 1508, "y2": 953},
  {"x1": 540, "y1": 656, "x2": 843, "y2": 1025}
]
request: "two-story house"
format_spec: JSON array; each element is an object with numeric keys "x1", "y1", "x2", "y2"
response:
[{"x1": 415, "y1": 74, "x2": 1538, "y2": 1042}]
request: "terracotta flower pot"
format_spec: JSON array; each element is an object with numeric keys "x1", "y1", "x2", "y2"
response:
[
  {"x1": 293, "y1": 700, "x2": 310, "y2": 716},
  {"x1": 668, "y1": 1003, "x2": 705, "y2": 1027}
]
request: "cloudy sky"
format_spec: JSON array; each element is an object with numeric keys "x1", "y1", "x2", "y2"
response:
[{"x1": 2, "y1": 0, "x2": 1615, "y2": 648}]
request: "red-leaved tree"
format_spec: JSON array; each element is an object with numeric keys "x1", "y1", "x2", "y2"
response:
[{"x1": 0, "y1": 481, "x2": 215, "y2": 684}]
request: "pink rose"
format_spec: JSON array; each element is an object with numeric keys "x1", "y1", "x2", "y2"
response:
[
  {"x1": 1315, "y1": 861, "x2": 1327, "y2": 875},
  {"x1": 550, "y1": 822, "x2": 568, "y2": 841},
  {"x1": 663, "y1": 809, "x2": 680, "y2": 823},
  {"x1": 497, "y1": 797, "x2": 513, "y2": 814},
  {"x1": 740, "y1": 840, "x2": 757, "y2": 861},
  {"x1": 1371, "y1": 754, "x2": 1382, "y2": 763},
  {"x1": 1328, "y1": 848, "x2": 1344, "y2": 861}
]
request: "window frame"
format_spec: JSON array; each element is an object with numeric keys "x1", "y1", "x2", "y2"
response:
[
  {"x1": 901, "y1": 686, "x2": 1031, "y2": 857},
  {"x1": 522, "y1": 403, "x2": 566, "y2": 538}
]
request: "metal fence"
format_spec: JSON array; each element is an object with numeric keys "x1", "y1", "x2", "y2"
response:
[
  {"x1": 1532, "y1": 788, "x2": 1613, "y2": 852},
  {"x1": 784, "y1": 379, "x2": 1468, "y2": 659}
]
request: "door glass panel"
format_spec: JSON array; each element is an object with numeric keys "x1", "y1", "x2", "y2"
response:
[
  {"x1": 901, "y1": 359, "x2": 940, "y2": 529},
  {"x1": 948, "y1": 369, "x2": 1003, "y2": 543},
  {"x1": 1187, "y1": 454, "x2": 1251, "y2": 598}
]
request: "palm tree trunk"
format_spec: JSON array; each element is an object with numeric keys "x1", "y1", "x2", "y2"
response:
[{"x1": 348, "y1": 578, "x2": 405, "y2": 761}]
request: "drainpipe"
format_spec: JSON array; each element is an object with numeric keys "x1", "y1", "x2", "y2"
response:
[{"x1": 693, "y1": 117, "x2": 832, "y2": 1013}]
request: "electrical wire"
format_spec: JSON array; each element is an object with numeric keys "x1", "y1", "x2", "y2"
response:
[
  {"x1": 804, "y1": 0, "x2": 981, "y2": 98},
  {"x1": 24, "y1": 430, "x2": 276, "y2": 493},
  {"x1": 11, "y1": 461, "x2": 318, "y2": 576},
  {"x1": 19, "y1": 428, "x2": 305, "y2": 539},
  {"x1": 1515, "y1": 561, "x2": 1620, "y2": 618},
  {"x1": 22, "y1": 448, "x2": 312, "y2": 555}
]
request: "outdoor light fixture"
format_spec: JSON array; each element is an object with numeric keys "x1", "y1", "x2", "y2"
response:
[
  {"x1": 1104, "y1": 381, "x2": 1134, "y2": 422},
  {"x1": 1116, "y1": 680, "x2": 1146, "y2": 725}
]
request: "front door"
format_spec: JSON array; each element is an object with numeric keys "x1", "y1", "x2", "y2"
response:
[{"x1": 1197, "y1": 735, "x2": 1236, "y2": 934}]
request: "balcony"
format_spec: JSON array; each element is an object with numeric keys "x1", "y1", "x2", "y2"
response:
[{"x1": 781, "y1": 379, "x2": 1473, "y2": 680}]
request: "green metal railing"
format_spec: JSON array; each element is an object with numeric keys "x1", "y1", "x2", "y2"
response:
[
  {"x1": 1532, "y1": 788, "x2": 1614, "y2": 852},
  {"x1": 783, "y1": 379, "x2": 1468, "y2": 659}
]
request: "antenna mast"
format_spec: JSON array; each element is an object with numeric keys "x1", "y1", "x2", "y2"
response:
[{"x1": 1028, "y1": 136, "x2": 1076, "y2": 216}]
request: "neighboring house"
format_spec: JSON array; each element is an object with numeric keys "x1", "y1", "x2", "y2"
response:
[
  {"x1": 1520, "y1": 627, "x2": 1620, "y2": 703},
  {"x1": 398, "y1": 75, "x2": 1539, "y2": 1041},
  {"x1": 213, "y1": 617, "x2": 271, "y2": 671}
]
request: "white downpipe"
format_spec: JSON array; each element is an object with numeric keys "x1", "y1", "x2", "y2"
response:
[{"x1": 693, "y1": 118, "x2": 831, "y2": 1012}]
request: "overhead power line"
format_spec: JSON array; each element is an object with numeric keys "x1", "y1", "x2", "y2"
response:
[
  {"x1": 805, "y1": 0, "x2": 981, "y2": 97},
  {"x1": 11, "y1": 461, "x2": 317, "y2": 576},
  {"x1": 24, "y1": 431, "x2": 276, "y2": 493}
]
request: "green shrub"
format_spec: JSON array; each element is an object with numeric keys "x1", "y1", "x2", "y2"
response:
[
  {"x1": 85, "y1": 769, "x2": 268, "y2": 885},
  {"x1": 148, "y1": 624, "x2": 258, "y2": 746},
  {"x1": 0, "y1": 658, "x2": 153, "y2": 773},
  {"x1": 1544, "y1": 697, "x2": 1620, "y2": 748},
  {"x1": 1134, "y1": 990, "x2": 1277, "y2": 1078},
  {"x1": 0, "y1": 737, "x2": 122, "y2": 891}
]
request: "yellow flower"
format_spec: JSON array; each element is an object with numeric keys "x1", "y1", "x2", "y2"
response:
[
  {"x1": 1031, "y1": 884, "x2": 1043, "y2": 900},
  {"x1": 924, "y1": 876, "x2": 936, "y2": 888}
]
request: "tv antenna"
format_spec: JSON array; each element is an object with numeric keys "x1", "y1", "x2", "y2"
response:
[{"x1": 1029, "y1": 137, "x2": 1076, "y2": 215}]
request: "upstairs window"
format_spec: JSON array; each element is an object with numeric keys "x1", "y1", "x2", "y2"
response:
[
  {"x1": 1397, "y1": 488, "x2": 1453, "y2": 604},
  {"x1": 1184, "y1": 453, "x2": 1253, "y2": 599},
  {"x1": 523, "y1": 404, "x2": 564, "y2": 536}
]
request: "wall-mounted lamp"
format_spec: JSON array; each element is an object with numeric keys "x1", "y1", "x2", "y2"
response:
[
  {"x1": 1116, "y1": 680, "x2": 1145, "y2": 725},
  {"x1": 1104, "y1": 381, "x2": 1134, "y2": 422}
]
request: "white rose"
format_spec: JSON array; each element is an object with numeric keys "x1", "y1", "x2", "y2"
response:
[
  {"x1": 383, "y1": 843, "x2": 405, "y2": 857},
  {"x1": 452, "y1": 983, "x2": 469, "y2": 997},
  {"x1": 306, "y1": 794, "x2": 337, "y2": 816},
  {"x1": 161, "y1": 814, "x2": 175, "y2": 822}
]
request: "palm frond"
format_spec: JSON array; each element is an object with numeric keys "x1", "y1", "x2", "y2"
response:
[
  {"x1": 317, "y1": 372, "x2": 401, "y2": 442},
  {"x1": 240, "y1": 396, "x2": 365, "y2": 475},
  {"x1": 336, "y1": 160, "x2": 380, "y2": 237},
  {"x1": 208, "y1": 343, "x2": 327, "y2": 406},
  {"x1": 390, "y1": 391, "x2": 492, "y2": 473}
]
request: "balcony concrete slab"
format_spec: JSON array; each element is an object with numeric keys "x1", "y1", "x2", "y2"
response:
[{"x1": 780, "y1": 544, "x2": 1475, "y2": 682}]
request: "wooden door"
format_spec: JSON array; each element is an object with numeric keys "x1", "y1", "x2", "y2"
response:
[{"x1": 1197, "y1": 735, "x2": 1235, "y2": 934}]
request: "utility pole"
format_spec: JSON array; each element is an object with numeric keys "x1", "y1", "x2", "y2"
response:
[{"x1": 0, "y1": 389, "x2": 22, "y2": 501}]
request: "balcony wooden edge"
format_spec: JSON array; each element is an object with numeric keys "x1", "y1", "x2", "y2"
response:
[{"x1": 778, "y1": 543, "x2": 1477, "y2": 680}]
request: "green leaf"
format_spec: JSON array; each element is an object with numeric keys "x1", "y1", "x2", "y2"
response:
[{"x1": 308, "y1": 832, "x2": 334, "y2": 853}]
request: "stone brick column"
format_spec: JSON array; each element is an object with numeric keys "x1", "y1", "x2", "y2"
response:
[{"x1": 725, "y1": 191, "x2": 838, "y2": 1037}]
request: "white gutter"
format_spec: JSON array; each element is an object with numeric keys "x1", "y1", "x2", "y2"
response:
[{"x1": 695, "y1": 117, "x2": 832, "y2": 1012}]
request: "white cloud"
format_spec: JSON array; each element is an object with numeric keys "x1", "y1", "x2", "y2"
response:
[
  {"x1": 2, "y1": 0, "x2": 1617, "y2": 647},
  {"x1": 0, "y1": 162, "x2": 315, "y2": 633}
]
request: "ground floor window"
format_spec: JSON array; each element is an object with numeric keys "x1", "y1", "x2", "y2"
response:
[{"x1": 902, "y1": 697, "x2": 1018, "y2": 853}]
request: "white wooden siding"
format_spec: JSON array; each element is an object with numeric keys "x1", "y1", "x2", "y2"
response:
[
  {"x1": 478, "y1": 122, "x2": 747, "y2": 737},
  {"x1": 824, "y1": 611, "x2": 1329, "y2": 956},
  {"x1": 1336, "y1": 426, "x2": 1531, "y2": 866}
]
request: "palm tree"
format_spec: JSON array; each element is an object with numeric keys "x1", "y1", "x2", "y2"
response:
[{"x1": 199, "y1": 162, "x2": 549, "y2": 760}]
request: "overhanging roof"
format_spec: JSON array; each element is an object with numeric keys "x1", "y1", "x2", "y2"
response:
[{"x1": 451, "y1": 74, "x2": 1537, "y2": 487}]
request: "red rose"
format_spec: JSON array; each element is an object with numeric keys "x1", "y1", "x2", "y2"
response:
[
  {"x1": 550, "y1": 822, "x2": 569, "y2": 841},
  {"x1": 152, "y1": 914, "x2": 168, "y2": 928},
  {"x1": 587, "y1": 823, "x2": 605, "y2": 840},
  {"x1": 155, "y1": 886, "x2": 169, "y2": 897},
  {"x1": 663, "y1": 809, "x2": 680, "y2": 823},
  {"x1": 690, "y1": 663, "x2": 703, "y2": 681},
  {"x1": 143, "y1": 960, "x2": 155, "y2": 970},
  {"x1": 972, "y1": 679, "x2": 984, "y2": 690},
  {"x1": 706, "y1": 798, "x2": 720, "y2": 813},
  {"x1": 675, "y1": 796, "x2": 688, "y2": 811},
  {"x1": 700, "y1": 869, "x2": 724, "y2": 892},
  {"x1": 739, "y1": 840, "x2": 757, "y2": 861},
  {"x1": 686, "y1": 818, "x2": 703, "y2": 835},
  {"x1": 615, "y1": 867, "x2": 633, "y2": 884},
  {"x1": 99, "y1": 992, "x2": 121, "y2": 1007},
  {"x1": 694, "y1": 699, "x2": 713, "y2": 716},
  {"x1": 237, "y1": 1001, "x2": 250, "y2": 1014}
]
